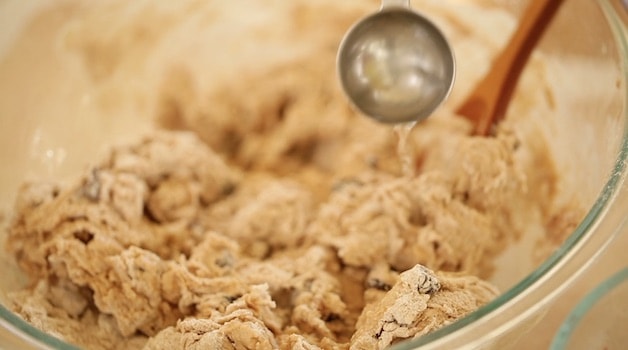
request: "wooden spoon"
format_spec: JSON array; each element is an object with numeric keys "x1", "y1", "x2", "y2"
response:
[{"x1": 457, "y1": 0, "x2": 565, "y2": 136}]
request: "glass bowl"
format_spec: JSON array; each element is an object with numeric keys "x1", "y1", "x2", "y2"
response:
[
  {"x1": 550, "y1": 267, "x2": 628, "y2": 350},
  {"x1": 0, "y1": 0, "x2": 626, "y2": 349}
]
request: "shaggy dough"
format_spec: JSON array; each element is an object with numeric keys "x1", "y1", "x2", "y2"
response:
[
  {"x1": 7, "y1": 132, "x2": 504, "y2": 349},
  {"x1": 4, "y1": 0, "x2": 572, "y2": 349}
]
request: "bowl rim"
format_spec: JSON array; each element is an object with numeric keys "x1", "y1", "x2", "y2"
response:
[
  {"x1": 0, "y1": 305, "x2": 80, "y2": 350},
  {"x1": 549, "y1": 267, "x2": 628, "y2": 350}
]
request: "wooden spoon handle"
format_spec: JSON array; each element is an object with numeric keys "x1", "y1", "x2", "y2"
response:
[{"x1": 457, "y1": 0, "x2": 564, "y2": 135}]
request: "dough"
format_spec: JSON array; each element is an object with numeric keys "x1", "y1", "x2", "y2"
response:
[{"x1": 351, "y1": 265, "x2": 498, "y2": 349}]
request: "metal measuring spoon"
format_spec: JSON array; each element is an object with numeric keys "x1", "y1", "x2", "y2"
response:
[{"x1": 337, "y1": 0, "x2": 455, "y2": 124}]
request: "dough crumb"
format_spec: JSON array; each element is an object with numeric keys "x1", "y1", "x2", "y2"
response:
[{"x1": 351, "y1": 265, "x2": 499, "y2": 350}]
